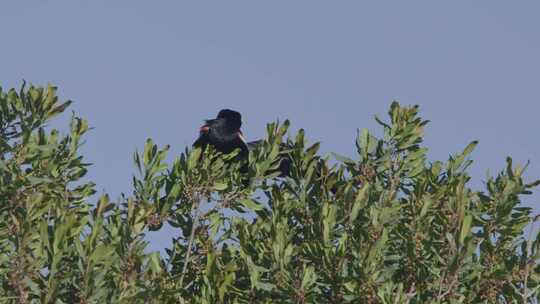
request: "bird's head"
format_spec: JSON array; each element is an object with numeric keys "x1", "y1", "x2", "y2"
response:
[
  {"x1": 216, "y1": 109, "x2": 242, "y2": 130},
  {"x1": 199, "y1": 109, "x2": 244, "y2": 135}
]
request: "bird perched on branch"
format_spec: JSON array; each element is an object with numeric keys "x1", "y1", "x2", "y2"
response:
[
  {"x1": 193, "y1": 109, "x2": 249, "y2": 159},
  {"x1": 193, "y1": 109, "x2": 291, "y2": 177}
]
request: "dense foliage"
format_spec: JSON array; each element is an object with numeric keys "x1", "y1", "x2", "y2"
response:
[{"x1": 1, "y1": 83, "x2": 539, "y2": 303}]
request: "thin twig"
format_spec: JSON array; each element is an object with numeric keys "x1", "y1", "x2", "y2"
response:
[
  {"x1": 437, "y1": 272, "x2": 458, "y2": 302},
  {"x1": 403, "y1": 283, "x2": 416, "y2": 304},
  {"x1": 178, "y1": 193, "x2": 202, "y2": 289}
]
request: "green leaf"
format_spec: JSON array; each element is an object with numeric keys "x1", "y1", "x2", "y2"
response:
[
  {"x1": 90, "y1": 245, "x2": 114, "y2": 264},
  {"x1": 48, "y1": 100, "x2": 72, "y2": 117},
  {"x1": 213, "y1": 182, "x2": 228, "y2": 191},
  {"x1": 332, "y1": 152, "x2": 355, "y2": 164},
  {"x1": 358, "y1": 128, "x2": 370, "y2": 158},
  {"x1": 0, "y1": 160, "x2": 7, "y2": 172},
  {"x1": 240, "y1": 198, "x2": 264, "y2": 211},
  {"x1": 189, "y1": 147, "x2": 202, "y2": 169},
  {"x1": 27, "y1": 176, "x2": 53, "y2": 185},
  {"x1": 420, "y1": 194, "x2": 433, "y2": 217},
  {"x1": 149, "y1": 252, "x2": 162, "y2": 274},
  {"x1": 305, "y1": 142, "x2": 320, "y2": 160},
  {"x1": 255, "y1": 282, "x2": 276, "y2": 292},
  {"x1": 134, "y1": 151, "x2": 142, "y2": 173},
  {"x1": 350, "y1": 184, "x2": 369, "y2": 224},
  {"x1": 143, "y1": 138, "x2": 156, "y2": 167},
  {"x1": 300, "y1": 265, "x2": 317, "y2": 290},
  {"x1": 459, "y1": 214, "x2": 472, "y2": 244},
  {"x1": 169, "y1": 183, "x2": 183, "y2": 199},
  {"x1": 462, "y1": 140, "x2": 479, "y2": 157},
  {"x1": 525, "y1": 179, "x2": 540, "y2": 189}
]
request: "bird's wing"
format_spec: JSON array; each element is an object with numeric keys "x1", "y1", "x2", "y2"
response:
[{"x1": 193, "y1": 132, "x2": 210, "y2": 147}]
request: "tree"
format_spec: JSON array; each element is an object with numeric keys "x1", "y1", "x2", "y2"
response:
[{"x1": 1, "y1": 83, "x2": 539, "y2": 303}]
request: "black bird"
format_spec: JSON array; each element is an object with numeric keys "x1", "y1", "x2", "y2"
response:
[
  {"x1": 193, "y1": 109, "x2": 292, "y2": 177},
  {"x1": 193, "y1": 109, "x2": 249, "y2": 159}
]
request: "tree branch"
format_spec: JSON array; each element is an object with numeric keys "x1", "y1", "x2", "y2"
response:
[{"x1": 179, "y1": 193, "x2": 203, "y2": 289}]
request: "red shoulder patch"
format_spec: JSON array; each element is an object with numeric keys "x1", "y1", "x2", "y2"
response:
[{"x1": 200, "y1": 125, "x2": 210, "y2": 133}]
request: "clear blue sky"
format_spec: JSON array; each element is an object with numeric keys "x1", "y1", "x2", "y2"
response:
[{"x1": 2, "y1": 1, "x2": 539, "y2": 251}]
